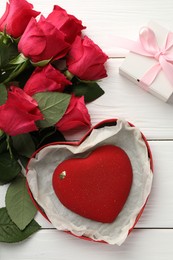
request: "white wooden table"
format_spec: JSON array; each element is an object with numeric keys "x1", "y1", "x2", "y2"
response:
[{"x1": 1, "y1": 0, "x2": 173, "y2": 259}]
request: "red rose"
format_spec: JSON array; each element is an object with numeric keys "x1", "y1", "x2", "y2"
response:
[
  {"x1": 67, "y1": 36, "x2": 108, "y2": 80},
  {"x1": 18, "y1": 16, "x2": 70, "y2": 63},
  {"x1": 24, "y1": 64, "x2": 71, "y2": 96},
  {"x1": 0, "y1": 0, "x2": 40, "y2": 38},
  {"x1": 0, "y1": 86, "x2": 43, "y2": 136},
  {"x1": 56, "y1": 95, "x2": 91, "y2": 132},
  {"x1": 46, "y1": 5, "x2": 86, "y2": 43}
]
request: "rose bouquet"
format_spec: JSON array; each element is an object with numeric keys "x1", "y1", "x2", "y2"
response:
[{"x1": 0, "y1": 0, "x2": 108, "y2": 243}]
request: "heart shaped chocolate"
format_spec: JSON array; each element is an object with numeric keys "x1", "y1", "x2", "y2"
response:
[{"x1": 52, "y1": 145, "x2": 133, "y2": 223}]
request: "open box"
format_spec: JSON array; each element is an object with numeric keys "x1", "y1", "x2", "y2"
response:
[{"x1": 26, "y1": 118, "x2": 153, "y2": 245}]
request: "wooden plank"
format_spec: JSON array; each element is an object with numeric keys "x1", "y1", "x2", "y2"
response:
[
  {"x1": 1, "y1": 141, "x2": 173, "y2": 228},
  {"x1": 0, "y1": 229, "x2": 173, "y2": 260},
  {"x1": 136, "y1": 141, "x2": 173, "y2": 228}
]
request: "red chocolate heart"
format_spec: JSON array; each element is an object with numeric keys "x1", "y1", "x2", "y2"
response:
[{"x1": 52, "y1": 145, "x2": 133, "y2": 223}]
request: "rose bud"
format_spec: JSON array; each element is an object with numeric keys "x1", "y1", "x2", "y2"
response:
[
  {"x1": 18, "y1": 16, "x2": 70, "y2": 63},
  {"x1": 67, "y1": 36, "x2": 108, "y2": 81},
  {"x1": 56, "y1": 95, "x2": 91, "y2": 132},
  {"x1": 46, "y1": 5, "x2": 86, "y2": 44},
  {"x1": 0, "y1": 0, "x2": 40, "y2": 38},
  {"x1": 24, "y1": 64, "x2": 71, "y2": 96},
  {"x1": 0, "y1": 86, "x2": 43, "y2": 136}
]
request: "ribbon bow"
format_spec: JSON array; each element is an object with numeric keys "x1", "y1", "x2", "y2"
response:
[{"x1": 117, "y1": 26, "x2": 173, "y2": 88}]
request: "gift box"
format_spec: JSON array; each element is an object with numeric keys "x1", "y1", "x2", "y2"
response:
[
  {"x1": 26, "y1": 118, "x2": 153, "y2": 245},
  {"x1": 119, "y1": 21, "x2": 173, "y2": 103}
]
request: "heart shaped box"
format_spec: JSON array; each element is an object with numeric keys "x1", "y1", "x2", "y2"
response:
[{"x1": 26, "y1": 119, "x2": 153, "y2": 245}]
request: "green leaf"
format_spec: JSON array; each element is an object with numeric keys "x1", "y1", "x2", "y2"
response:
[
  {"x1": 2, "y1": 60, "x2": 29, "y2": 84},
  {"x1": 34, "y1": 92, "x2": 71, "y2": 128},
  {"x1": 0, "y1": 152, "x2": 21, "y2": 184},
  {"x1": 6, "y1": 176, "x2": 37, "y2": 230},
  {"x1": 70, "y1": 82, "x2": 104, "y2": 102},
  {"x1": 0, "y1": 129, "x2": 4, "y2": 138},
  {"x1": 14, "y1": 65, "x2": 35, "y2": 88},
  {"x1": 0, "y1": 37, "x2": 18, "y2": 69},
  {"x1": 9, "y1": 53, "x2": 28, "y2": 65},
  {"x1": 0, "y1": 38, "x2": 19, "y2": 83},
  {"x1": 38, "y1": 127, "x2": 57, "y2": 144},
  {"x1": 12, "y1": 133, "x2": 36, "y2": 158},
  {"x1": 37, "y1": 127, "x2": 65, "y2": 148},
  {"x1": 0, "y1": 31, "x2": 13, "y2": 45},
  {"x1": 31, "y1": 58, "x2": 52, "y2": 67},
  {"x1": 0, "y1": 136, "x2": 7, "y2": 154},
  {"x1": 0, "y1": 66, "x2": 16, "y2": 83},
  {"x1": 0, "y1": 207, "x2": 40, "y2": 243},
  {"x1": 0, "y1": 83, "x2": 7, "y2": 105},
  {"x1": 18, "y1": 155, "x2": 29, "y2": 169}
]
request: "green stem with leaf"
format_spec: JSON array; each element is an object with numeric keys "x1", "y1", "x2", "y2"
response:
[
  {"x1": 0, "y1": 129, "x2": 4, "y2": 137},
  {"x1": 6, "y1": 135, "x2": 13, "y2": 159},
  {"x1": 3, "y1": 59, "x2": 29, "y2": 84}
]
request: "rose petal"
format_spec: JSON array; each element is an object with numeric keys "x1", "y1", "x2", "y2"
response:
[
  {"x1": 0, "y1": 0, "x2": 40, "y2": 38},
  {"x1": 56, "y1": 96, "x2": 91, "y2": 132},
  {"x1": 67, "y1": 36, "x2": 108, "y2": 80},
  {"x1": 24, "y1": 64, "x2": 71, "y2": 96},
  {"x1": 0, "y1": 104, "x2": 38, "y2": 136}
]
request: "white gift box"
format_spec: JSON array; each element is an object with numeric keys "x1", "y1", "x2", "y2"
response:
[{"x1": 119, "y1": 21, "x2": 173, "y2": 103}]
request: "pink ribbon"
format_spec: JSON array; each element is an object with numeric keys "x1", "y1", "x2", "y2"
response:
[{"x1": 117, "y1": 27, "x2": 173, "y2": 88}]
